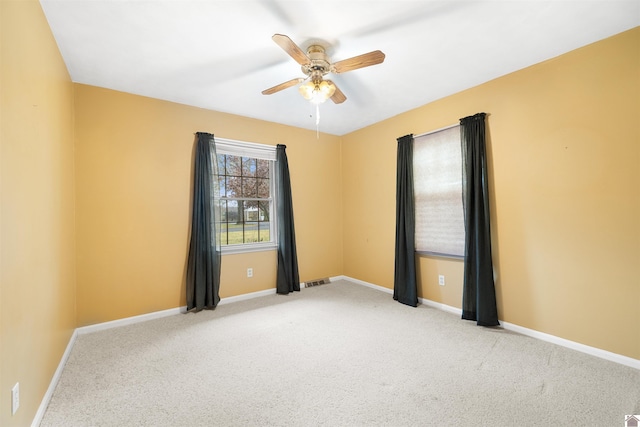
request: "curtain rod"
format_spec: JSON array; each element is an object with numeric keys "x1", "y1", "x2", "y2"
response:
[{"x1": 414, "y1": 122, "x2": 459, "y2": 138}]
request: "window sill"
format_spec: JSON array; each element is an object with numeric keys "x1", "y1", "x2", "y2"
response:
[
  {"x1": 221, "y1": 243, "x2": 277, "y2": 255},
  {"x1": 416, "y1": 251, "x2": 464, "y2": 261}
]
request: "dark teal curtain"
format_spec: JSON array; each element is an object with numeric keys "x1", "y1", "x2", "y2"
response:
[
  {"x1": 460, "y1": 113, "x2": 499, "y2": 326},
  {"x1": 186, "y1": 132, "x2": 221, "y2": 311},
  {"x1": 275, "y1": 144, "x2": 300, "y2": 294},
  {"x1": 393, "y1": 134, "x2": 418, "y2": 307}
]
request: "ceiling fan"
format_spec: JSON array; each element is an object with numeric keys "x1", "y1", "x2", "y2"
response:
[{"x1": 262, "y1": 34, "x2": 385, "y2": 104}]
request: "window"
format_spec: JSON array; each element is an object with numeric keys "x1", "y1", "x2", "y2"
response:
[
  {"x1": 413, "y1": 125, "x2": 465, "y2": 258},
  {"x1": 214, "y1": 138, "x2": 277, "y2": 254}
]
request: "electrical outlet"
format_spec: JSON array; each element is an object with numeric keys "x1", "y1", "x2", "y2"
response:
[
  {"x1": 247, "y1": 268, "x2": 253, "y2": 278},
  {"x1": 12, "y1": 382, "x2": 19, "y2": 415},
  {"x1": 438, "y1": 275, "x2": 445, "y2": 286}
]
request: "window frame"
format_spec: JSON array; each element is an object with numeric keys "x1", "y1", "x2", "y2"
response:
[{"x1": 214, "y1": 138, "x2": 277, "y2": 255}]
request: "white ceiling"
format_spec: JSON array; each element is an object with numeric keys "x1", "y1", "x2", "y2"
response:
[{"x1": 40, "y1": 0, "x2": 639, "y2": 136}]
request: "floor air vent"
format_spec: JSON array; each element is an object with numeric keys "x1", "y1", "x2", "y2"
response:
[{"x1": 305, "y1": 277, "x2": 331, "y2": 287}]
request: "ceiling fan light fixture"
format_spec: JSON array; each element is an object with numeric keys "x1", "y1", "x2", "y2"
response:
[{"x1": 299, "y1": 80, "x2": 336, "y2": 104}]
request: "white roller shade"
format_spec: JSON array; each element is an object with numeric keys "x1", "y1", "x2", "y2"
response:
[{"x1": 413, "y1": 125, "x2": 465, "y2": 258}]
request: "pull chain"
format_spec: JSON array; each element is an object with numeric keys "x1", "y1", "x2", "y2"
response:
[{"x1": 316, "y1": 103, "x2": 320, "y2": 139}]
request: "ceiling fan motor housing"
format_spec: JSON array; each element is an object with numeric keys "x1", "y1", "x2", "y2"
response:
[{"x1": 302, "y1": 45, "x2": 331, "y2": 81}]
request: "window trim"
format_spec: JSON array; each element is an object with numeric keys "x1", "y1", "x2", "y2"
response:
[{"x1": 214, "y1": 137, "x2": 277, "y2": 255}]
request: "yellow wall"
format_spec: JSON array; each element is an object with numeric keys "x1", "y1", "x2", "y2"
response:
[
  {"x1": 74, "y1": 84, "x2": 343, "y2": 326},
  {"x1": 0, "y1": 1, "x2": 76, "y2": 425},
  {"x1": 342, "y1": 27, "x2": 640, "y2": 359}
]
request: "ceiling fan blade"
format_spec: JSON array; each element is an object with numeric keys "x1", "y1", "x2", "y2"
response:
[
  {"x1": 326, "y1": 80, "x2": 346, "y2": 104},
  {"x1": 272, "y1": 34, "x2": 310, "y2": 66},
  {"x1": 262, "y1": 78, "x2": 304, "y2": 95},
  {"x1": 332, "y1": 50, "x2": 385, "y2": 74}
]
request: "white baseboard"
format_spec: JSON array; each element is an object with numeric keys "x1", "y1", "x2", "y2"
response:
[
  {"x1": 336, "y1": 275, "x2": 392, "y2": 294},
  {"x1": 77, "y1": 288, "x2": 284, "y2": 335},
  {"x1": 338, "y1": 275, "x2": 640, "y2": 370},
  {"x1": 218, "y1": 288, "x2": 277, "y2": 305},
  {"x1": 31, "y1": 329, "x2": 78, "y2": 427},
  {"x1": 419, "y1": 297, "x2": 463, "y2": 316},
  {"x1": 499, "y1": 320, "x2": 640, "y2": 370},
  {"x1": 77, "y1": 306, "x2": 186, "y2": 335}
]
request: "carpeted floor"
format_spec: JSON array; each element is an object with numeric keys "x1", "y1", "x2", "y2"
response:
[{"x1": 40, "y1": 280, "x2": 640, "y2": 426}]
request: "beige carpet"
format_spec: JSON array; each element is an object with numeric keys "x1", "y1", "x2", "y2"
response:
[{"x1": 40, "y1": 280, "x2": 639, "y2": 426}]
